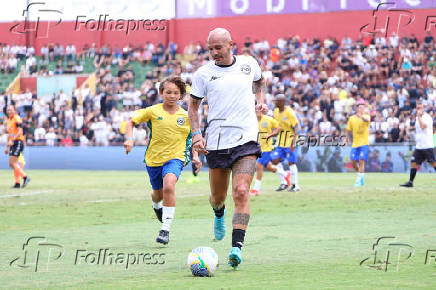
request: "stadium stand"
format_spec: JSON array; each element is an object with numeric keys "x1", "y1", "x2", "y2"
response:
[{"x1": 1, "y1": 34, "x2": 435, "y2": 147}]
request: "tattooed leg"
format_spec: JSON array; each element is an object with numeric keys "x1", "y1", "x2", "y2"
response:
[
  {"x1": 231, "y1": 155, "x2": 256, "y2": 230},
  {"x1": 232, "y1": 213, "x2": 250, "y2": 227}
]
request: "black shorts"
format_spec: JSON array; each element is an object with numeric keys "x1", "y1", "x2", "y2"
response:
[
  {"x1": 206, "y1": 141, "x2": 261, "y2": 169},
  {"x1": 9, "y1": 140, "x2": 24, "y2": 157},
  {"x1": 412, "y1": 148, "x2": 435, "y2": 165}
]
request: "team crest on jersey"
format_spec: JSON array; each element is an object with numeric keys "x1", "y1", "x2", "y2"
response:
[
  {"x1": 283, "y1": 117, "x2": 287, "y2": 121},
  {"x1": 240, "y1": 64, "x2": 251, "y2": 74},
  {"x1": 262, "y1": 122, "x2": 268, "y2": 128},
  {"x1": 177, "y1": 117, "x2": 185, "y2": 126}
]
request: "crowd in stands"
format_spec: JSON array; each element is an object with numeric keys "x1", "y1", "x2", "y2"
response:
[{"x1": 1, "y1": 31, "x2": 435, "y2": 147}]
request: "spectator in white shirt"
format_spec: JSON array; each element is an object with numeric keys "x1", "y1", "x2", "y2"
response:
[
  {"x1": 45, "y1": 128, "x2": 57, "y2": 146},
  {"x1": 65, "y1": 44, "x2": 76, "y2": 62}
]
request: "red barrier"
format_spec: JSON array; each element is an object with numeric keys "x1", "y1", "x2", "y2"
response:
[
  {"x1": 20, "y1": 77, "x2": 37, "y2": 93},
  {"x1": 1, "y1": 9, "x2": 435, "y2": 54}
]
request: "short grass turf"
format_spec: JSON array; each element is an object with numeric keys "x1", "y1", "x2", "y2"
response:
[{"x1": 0, "y1": 170, "x2": 435, "y2": 289}]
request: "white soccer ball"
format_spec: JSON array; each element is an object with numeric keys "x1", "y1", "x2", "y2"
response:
[{"x1": 187, "y1": 247, "x2": 219, "y2": 277}]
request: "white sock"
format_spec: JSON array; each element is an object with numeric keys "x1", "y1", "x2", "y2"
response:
[
  {"x1": 253, "y1": 179, "x2": 262, "y2": 191},
  {"x1": 290, "y1": 164, "x2": 298, "y2": 186},
  {"x1": 152, "y1": 200, "x2": 163, "y2": 209},
  {"x1": 161, "y1": 206, "x2": 175, "y2": 232},
  {"x1": 276, "y1": 163, "x2": 286, "y2": 184},
  {"x1": 359, "y1": 173, "x2": 365, "y2": 180}
]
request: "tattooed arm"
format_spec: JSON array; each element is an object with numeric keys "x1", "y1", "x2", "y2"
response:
[
  {"x1": 253, "y1": 76, "x2": 268, "y2": 113},
  {"x1": 189, "y1": 95, "x2": 208, "y2": 154}
]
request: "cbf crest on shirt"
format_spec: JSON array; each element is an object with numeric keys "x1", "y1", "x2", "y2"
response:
[{"x1": 190, "y1": 55, "x2": 262, "y2": 151}]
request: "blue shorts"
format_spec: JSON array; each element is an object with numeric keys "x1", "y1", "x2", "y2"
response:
[
  {"x1": 146, "y1": 159, "x2": 184, "y2": 190},
  {"x1": 272, "y1": 147, "x2": 298, "y2": 163},
  {"x1": 350, "y1": 145, "x2": 369, "y2": 162},
  {"x1": 257, "y1": 151, "x2": 273, "y2": 167}
]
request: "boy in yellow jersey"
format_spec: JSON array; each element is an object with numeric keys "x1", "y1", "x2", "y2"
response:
[
  {"x1": 346, "y1": 99, "x2": 371, "y2": 187},
  {"x1": 4, "y1": 105, "x2": 30, "y2": 188},
  {"x1": 271, "y1": 94, "x2": 298, "y2": 192},
  {"x1": 124, "y1": 76, "x2": 202, "y2": 245},
  {"x1": 249, "y1": 110, "x2": 281, "y2": 196}
]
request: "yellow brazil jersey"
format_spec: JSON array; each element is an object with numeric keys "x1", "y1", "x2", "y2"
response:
[
  {"x1": 347, "y1": 114, "x2": 370, "y2": 148},
  {"x1": 258, "y1": 115, "x2": 279, "y2": 152},
  {"x1": 131, "y1": 103, "x2": 192, "y2": 167},
  {"x1": 273, "y1": 106, "x2": 299, "y2": 148}
]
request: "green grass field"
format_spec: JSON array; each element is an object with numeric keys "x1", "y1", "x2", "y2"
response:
[{"x1": 0, "y1": 170, "x2": 435, "y2": 289}]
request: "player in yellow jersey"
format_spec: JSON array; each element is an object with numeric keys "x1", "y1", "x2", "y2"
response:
[
  {"x1": 249, "y1": 110, "x2": 281, "y2": 196},
  {"x1": 124, "y1": 76, "x2": 202, "y2": 245},
  {"x1": 271, "y1": 94, "x2": 298, "y2": 192},
  {"x1": 4, "y1": 105, "x2": 30, "y2": 188},
  {"x1": 346, "y1": 99, "x2": 371, "y2": 187}
]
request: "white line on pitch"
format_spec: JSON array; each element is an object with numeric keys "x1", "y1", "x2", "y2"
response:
[
  {"x1": 85, "y1": 193, "x2": 208, "y2": 203},
  {"x1": 0, "y1": 190, "x2": 53, "y2": 199}
]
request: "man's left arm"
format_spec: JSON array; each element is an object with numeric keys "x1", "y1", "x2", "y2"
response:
[{"x1": 253, "y1": 77, "x2": 268, "y2": 113}]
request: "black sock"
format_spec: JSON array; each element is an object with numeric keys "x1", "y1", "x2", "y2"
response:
[
  {"x1": 213, "y1": 205, "x2": 225, "y2": 218},
  {"x1": 410, "y1": 168, "x2": 417, "y2": 182},
  {"x1": 232, "y1": 229, "x2": 246, "y2": 249}
]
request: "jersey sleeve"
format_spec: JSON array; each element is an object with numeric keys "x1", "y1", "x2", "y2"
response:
[
  {"x1": 131, "y1": 108, "x2": 151, "y2": 125},
  {"x1": 190, "y1": 70, "x2": 205, "y2": 99},
  {"x1": 251, "y1": 56, "x2": 262, "y2": 81}
]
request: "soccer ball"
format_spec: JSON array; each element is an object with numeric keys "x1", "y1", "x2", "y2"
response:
[{"x1": 187, "y1": 247, "x2": 219, "y2": 277}]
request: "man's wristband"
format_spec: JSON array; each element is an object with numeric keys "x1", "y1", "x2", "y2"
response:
[
  {"x1": 126, "y1": 137, "x2": 134, "y2": 141},
  {"x1": 192, "y1": 130, "x2": 202, "y2": 137}
]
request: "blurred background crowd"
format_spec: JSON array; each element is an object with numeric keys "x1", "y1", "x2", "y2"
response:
[{"x1": 1, "y1": 31, "x2": 435, "y2": 146}]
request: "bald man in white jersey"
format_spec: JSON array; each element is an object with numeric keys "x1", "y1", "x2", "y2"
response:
[
  {"x1": 189, "y1": 28, "x2": 268, "y2": 268},
  {"x1": 400, "y1": 102, "x2": 436, "y2": 187}
]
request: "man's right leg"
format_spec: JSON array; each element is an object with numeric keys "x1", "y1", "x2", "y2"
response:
[
  {"x1": 400, "y1": 161, "x2": 418, "y2": 187},
  {"x1": 209, "y1": 168, "x2": 230, "y2": 240}
]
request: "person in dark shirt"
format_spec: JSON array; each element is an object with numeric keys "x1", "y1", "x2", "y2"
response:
[{"x1": 381, "y1": 152, "x2": 394, "y2": 172}]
